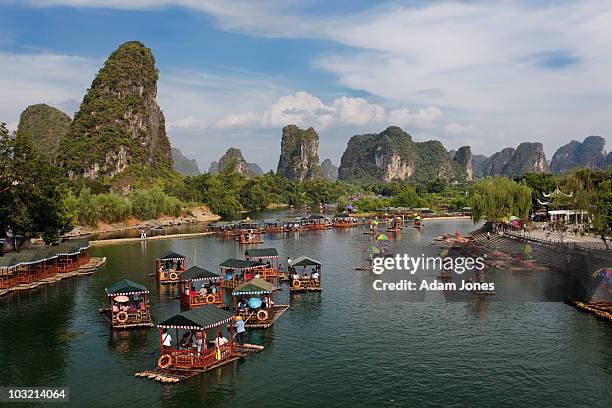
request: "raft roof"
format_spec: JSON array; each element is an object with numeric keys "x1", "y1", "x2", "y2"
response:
[
  {"x1": 180, "y1": 266, "x2": 220, "y2": 282},
  {"x1": 0, "y1": 240, "x2": 90, "y2": 268},
  {"x1": 106, "y1": 279, "x2": 149, "y2": 295},
  {"x1": 245, "y1": 248, "x2": 278, "y2": 258},
  {"x1": 158, "y1": 305, "x2": 234, "y2": 330},
  {"x1": 289, "y1": 255, "x2": 321, "y2": 267},
  {"x1": 219, "y1": 259, "x2": 266, "y2": 269},
  {"x1": 306, "y1": 214, "x2": 327, "y2": 220},
  {"x1": 232, "y1": 278, "x2": 274, "y2": 296},
  {"x1": 157, "y1": 251, "x2": 185, "y2": 260}
]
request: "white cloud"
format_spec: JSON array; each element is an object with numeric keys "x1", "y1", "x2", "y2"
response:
[
  {"x1": 388, "y1": 106, "x2": 442, "y2": 129},
  {"x1": 167, "y1": 116, "x2": 207, "y2": 130},
  {"x1": 444, "y1": 123, "x2": 481, "y2": 137},
  {"x1": 331, "y1": 97, "x2": 385, "y2": 126},
  {"x1": 263, "y1": 91, "x2": 333, "y2": 128},
  {"x1": 0, "y1": 52, "x2": 99, "y2": 125},
  {"x1": 215, "y1": 112, "x2": 258, "y2": 129}
]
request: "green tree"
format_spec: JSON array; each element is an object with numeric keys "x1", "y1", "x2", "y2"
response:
[
  {"x1": 391, "y1": 186, "x2": 425, "y2": 208},
  {"x1": 0, "y1": 127, "x2": 73, "y2": 244},
  {"x1": 240, "y1": 179, "x2": 272, "y2": 211},
  {"x1": 470, "y1": 177, "x2": 532, "y2": 223},
  {"x1": 592, "y1": 179, "x2": 612, "y2": 248}
]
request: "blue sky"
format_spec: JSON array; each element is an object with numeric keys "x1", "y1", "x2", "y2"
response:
[{"x1": 0, "y1": 0, "x2": 610, "y2": 170}]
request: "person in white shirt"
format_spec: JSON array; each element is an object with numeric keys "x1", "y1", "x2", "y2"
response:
[
  {"x1": 162, "y1": 329, "x2": 172, "y2": 348},
  {"x1": 215, "y1": 332, "x2": 229, "y2": 347},
  {"x1": 312, "y1": 271, "x2": 319, "y2": 280}
]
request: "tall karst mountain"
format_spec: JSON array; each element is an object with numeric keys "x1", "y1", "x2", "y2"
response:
[
  {"x1": 17, "y1": 104, "x2": 71, "y2": 163},
  {"x1": 171, "y1": 148, "x2": 200, "y2": 176},
  {"x1": 550, "y1": 136, "x2": 608, "y2": 173},
  {"x1": 208, "y1": 147, "x2": 263, "y2": 178},
  {"x1": 338, "y1": 126, "x2": 471, "y2": 182},
  {"x1": 58, "y1": 41, "x2": 172, "y2": 181},
  {"x1": 277, "y1": 125, "x2": 322, "y2": 181},
  {"x1": 320, "y1": 159, "x2": 338, "y2": 181},
  {"x1": 474, "y1": 143, "x2": 548, "y2": 177}
]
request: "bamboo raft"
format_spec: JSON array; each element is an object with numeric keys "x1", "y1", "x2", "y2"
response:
[
  {"x1": 571, "y1": 301, "x2": 612, "y2": 321},
  {"x1": 134, "y1": 344, "x2": 265, "y2": 383},
  {"x1": 98, "y1": 308, "x2": 155, "y2": 329},
  {"x1": 0, "y1": 257, "x2": 106, "y2": 297},
  {"x1": 243, "y1": 305, "x2": 289, "y2": 328}
]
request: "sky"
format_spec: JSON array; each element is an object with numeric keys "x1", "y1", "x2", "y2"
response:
[{"x1": 0, "y1": 0, "x2": 610, "y2": 171}]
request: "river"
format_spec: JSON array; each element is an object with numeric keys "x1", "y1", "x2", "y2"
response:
[{"x1": 0, "y1": 215, "x2": 610, "y2": 407}]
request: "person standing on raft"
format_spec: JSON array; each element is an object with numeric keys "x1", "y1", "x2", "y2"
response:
[{"x1": 234, "y1": 316, "x2": 246, "y2": 344}]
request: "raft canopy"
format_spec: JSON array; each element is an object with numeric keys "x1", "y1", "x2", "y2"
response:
[
  {"x1": 232, "y1": 278, "x2": 274, "y2": 296},
  {"x1": 158, "y1": 305, "x2": 234, "y2": 330},
  {"x1": 306, "y1": 214, "x2": 327, "y2": 220},
  {"x1": 245, "y1": 248, "x2": 278, "y2": 258},
  {"x1": 0, "y1": 240, "x2": 90, "y2": 268},
  {"x1": 220, "y1": 259, "x2": 266, "y2": 270},
  {"x1": 289, "y1": 256, "x2": 322, "y2": 267},
  {"x1": 180, "y1": 266, "x2": 221, "y2": 282},
  {"x1": 157, "y1": 251, "x2": 185, "y2": 261},
  {"x1": 106, "y1": 279, "x2": 149, "y2": 296}
]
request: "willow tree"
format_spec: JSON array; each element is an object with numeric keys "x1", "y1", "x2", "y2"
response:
[{"x1": 470, "y1": 177, "x2": 532, "y2": 223}]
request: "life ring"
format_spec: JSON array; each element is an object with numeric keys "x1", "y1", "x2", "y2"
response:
[
  {"x1": 292, "y1": 279, "x2": 301, "y2": 288},
  {"x1": 157, "y1": 354, "x2": 173, "y2": 369},
  {"x1": 116, "y1": 311, "x2": 129, "y2": 324},
  {"x1": 169, "y1": 272, "x2": 178, "y2": 280},
  {"x1": 206, "y1": 294, "x2": 216, "y2": 304},
  {"x1": 257, "y1": 310, "x2": 269, "y2": 321}
]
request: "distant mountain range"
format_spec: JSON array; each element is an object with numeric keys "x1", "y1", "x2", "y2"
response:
[
  {"x1": 171, "y1": 148, "x2": 200, "y2": 176},
  {"x1": 11, "y1": 40, "x2": 609, "y2": 188}
]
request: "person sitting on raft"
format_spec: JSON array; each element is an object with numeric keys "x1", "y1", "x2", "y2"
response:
[
  {"x1": 194, "y1": 330, "x2": 205, "y2": 353},
  {"x1": 215, "y1": 332, "x2": 228, "y2": 347},
  {"x1": 312, "y1": 270, "x2": 319, "y2": 282},
  {"x1": 179, "y1": 332, "x2": 193, "y2": 349}
]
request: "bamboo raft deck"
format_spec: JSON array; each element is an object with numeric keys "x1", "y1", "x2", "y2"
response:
[
  {"x1": 134, "y1": 344, "x2": 264, "y2": 383},
  {"x1": 98, "y1": 308, "x2": 155, "y2": 329},
  {"x1": 243, "y1": 305, "x2": 289, "y2": 328},
  {"x1": 290, "y1": 285, "x2": 321, "y2": 292},
  {"x1": 571, "y1": 301, "x2": 612, "y2": 321},
  {"x1": 0, "y1": 257, "x2": 106, "y2": 297}
]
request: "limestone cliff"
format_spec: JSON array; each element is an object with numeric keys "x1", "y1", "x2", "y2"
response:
[
  {"x1": 58, "y1": 41, "x2": 172, "y2": 181},
  {"x1": 17, "y1": 104, "x2": 71, "y2": 163},
  {"x1": 321, "y1": 158, "x2": 338, "y2": 181},
  {"x1": 171, "y1": 148, "x2": 200, "y2": 175},
  {"x1": 501, "y1": 142, "x2": 548, "y2": 177},
  {"x1": 478, "y1": 148, "x2": 515, "y2": 177},
  {"x1": 208, "y1": 147, "x2": 262, "y2": 177},
  {"x1": 453, "y1": 146, "x2": 473, "y2": 180},
  {"x1": 276, "y1": 125, "x2": 322, "y2": 181},
  {"x1": 550, "y1": 136, "x2": 608, "y2": 173},
  {"x1": 338, "y1": 126, "x2": 468, "y2": 182}
]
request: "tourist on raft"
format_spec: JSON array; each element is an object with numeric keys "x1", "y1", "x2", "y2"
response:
[
  {"x1": 162, "y1": 329, "x2": 172, "y2": 350},
  {"x1": 215, "y1": 332, "x2": 228, "y2": 347}
]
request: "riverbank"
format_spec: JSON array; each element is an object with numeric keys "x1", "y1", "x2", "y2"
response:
[{"x1": 63, "y1": 206, "x2": 220, "y2": 238}]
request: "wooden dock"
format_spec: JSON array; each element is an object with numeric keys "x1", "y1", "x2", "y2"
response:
[
  {"x1": 571, "y1": 301, "x2": 612, "y2": 321},
  {"x1": 134, "y1": 344, "x2": 264, "y2": 383},
  {"x1": 0, "y1": 257, "x2": 106, "y2": 297}
]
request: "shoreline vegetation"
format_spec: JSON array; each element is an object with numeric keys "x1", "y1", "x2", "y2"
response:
[{"x1": 1, "y1": 120, "x2": 610, "y2": 250}]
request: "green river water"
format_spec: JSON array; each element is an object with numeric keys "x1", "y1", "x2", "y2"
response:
[{"x1": 0, "y1": 216, "x2": 610, "y2": 407}]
